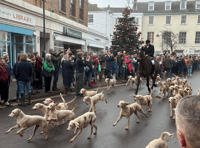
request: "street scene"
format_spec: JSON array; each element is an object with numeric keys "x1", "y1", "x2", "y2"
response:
[{"x1": 1, "y1": 0, "x2": 200, "y2": 148}]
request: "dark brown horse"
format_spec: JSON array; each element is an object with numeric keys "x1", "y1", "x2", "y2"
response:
[{"x1": 135, "y1": 49, "x2": 159, "y2": 95}]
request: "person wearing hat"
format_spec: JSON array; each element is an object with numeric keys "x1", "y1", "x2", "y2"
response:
[{"x1": 76, "y1": 51, "x2": 90, "y2": 96}]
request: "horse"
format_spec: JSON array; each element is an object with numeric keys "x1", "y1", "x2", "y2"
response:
[{"x1": 135, "y1": 49, "x2": 159, "y2": 95}]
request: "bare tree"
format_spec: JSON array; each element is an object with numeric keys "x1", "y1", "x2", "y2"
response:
[{"x1": 162, "y1": 31, "x2": 179, "y2": 53}]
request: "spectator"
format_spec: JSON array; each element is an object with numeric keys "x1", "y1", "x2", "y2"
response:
[
  {"x1": 99, "y1": 51, "x2": 106, "y2": 81},
  {"x1": 125, "y1": 53, "x2": 133, "y2": 76},
  {"x1": 30, "y1": 54, "x2": 37, "y2": 95},
  {"x1": 76, "y1": 52, "x2": 90, "y2": 96},
  {"x1": 62, "y1": 54, "x2": 74, "y2": 95},
  {"x1": 16, "y1": 53, "x2": 32, "y2": 106},
  {"x1": 156, "y1": 56, "x2": 162, "y2": 76},
  {"x1": 176, "y1": 95, "x2": 200, "y2": 148},
  {"x1": 91, "y1": 53, "x2": 98, "y2": 83},
  {"x1": 112, "y1": 57, "x2": 118, "y2": 79},
  {"x1": 0, "y1": 58, "x2": 12, "y2": 108},
  {"x1": 34, "y1": 52, "x2": 43, "y2": 90},
  {"x1": 187, "y1": 56, "x2": 193, "y2": 76},
  {"x1": 117, "y1": 52, "x2": 123, "y2": 78},
  {"x1": 120, "y1": 61, "x2": 127, "y2": 82},
  {"x1": 13, "y1": 55, "x2": 21, "y2": 103},
  {"x1": 49, "y1": 49, "x2": 63, "y2": 91},
  {"x1": 164, "y1": 55, "x2": 172, "y2": 77},
  {"x1": 43, "y1": 53, "x2": 55, "y2": 94},
  {"x1": 2, "y1": 54, "x2": 11, "y2": 85},
  {"x1": 132, "y1": 54, "x2": 138, "y2": 75},
  {"x1": 84, "y1": 56, "x2": 92, "y2": 86},
  {"x1": 105, "y1": 51, "x2": 114, "y2": 78}
]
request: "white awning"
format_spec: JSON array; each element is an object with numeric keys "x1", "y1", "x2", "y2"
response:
[
  {"x1": 89, "y1": 43, "x2": 105, "y2": 49},
  {"x1": 55, "y1": 35, "x2": 85, "y2": 45}
]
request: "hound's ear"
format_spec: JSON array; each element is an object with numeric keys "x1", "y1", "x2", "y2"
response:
[
  {"x1": 50, "y1": 100, "x2": 53, "y2": 103},
  {"x1": 84, "y1": 116, "x2": 87, "y2": 120},
  {"x1": 55, "y1": 102, "x2": 60, "y2": 106},
  {"x1": 125, "y1": 102, "x2": 130, "y2": 105},
  {"x1": 40, "y1": 105, "x2": 43, "y2": 108},
  {"x1": 75, "y1": 122, "x2": 79, "y2": 129},
  {"x1": 130, "y1": 94, "x2": 136, "y2": 97}
]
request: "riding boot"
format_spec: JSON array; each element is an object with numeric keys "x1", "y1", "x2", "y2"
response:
[
  {"x1": 18, "y1": 93, "x2": 25, "y2": 106},
  {"x1": 151, "y1": 65, "x2": 154, "y2": 74},
  {"x1": 27, "y1": 93, "x2": 31, "y2": 105}
]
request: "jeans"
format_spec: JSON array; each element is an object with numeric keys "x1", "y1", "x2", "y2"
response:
[
  {"x1": 53, "y1": 68, "x2": 59, "y2": 89},
  {"x1": 19, "y1": 81, "x2": 31, "y2": 94},
  {"x1": 188, "y1": 66, "x2": 192, "y2": 75},
  {"x1": 85, "y1": 72, "x2": 92, "y2": 85},
  {"x1": 16, "y1": 79, "x2": 20, "y2": 100}
]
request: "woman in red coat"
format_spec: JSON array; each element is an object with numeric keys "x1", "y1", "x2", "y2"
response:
[{"x1": 0, "y1": 58, "x2": 12, "y2": 109}]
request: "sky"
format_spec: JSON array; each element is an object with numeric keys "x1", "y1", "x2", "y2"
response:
[{"x1": 88, "y1": 0, "x2": 183, "y2": 8}]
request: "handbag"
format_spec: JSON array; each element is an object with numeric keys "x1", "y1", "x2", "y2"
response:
[
  {"x1": 98, "y1": 63, "x2": 101, "y2": 72},
  {"x1": 42, "y1": 71, "x2": 48, "y2": 78}
]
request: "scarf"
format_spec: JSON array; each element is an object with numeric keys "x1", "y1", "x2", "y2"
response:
[{"x1": 92, "y1": 56, "x2": 98, "y2": 65}]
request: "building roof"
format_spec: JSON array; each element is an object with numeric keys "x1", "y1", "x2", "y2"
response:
[
  {"x1": 102, "y1": 1, "x2": 200, "y2": 14},
  {"x1": 88, "y1": 3, "x2": 103, "y2": 11}
]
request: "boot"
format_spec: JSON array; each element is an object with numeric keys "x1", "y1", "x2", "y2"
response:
[
  {"x1": 31, "y1": 89, "x2": 36, "y2": 95},
  {"x1": 64, "y1": 85, "x2": 71, "y2": 95},
  {"x1": 27, "y1": 93, "x2": 31, "y2": 105},
  {"x1": 18, "y1": 94, "x2": 25, "y2": 106}
]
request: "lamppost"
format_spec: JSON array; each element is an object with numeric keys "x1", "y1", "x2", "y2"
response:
[
  {"x1": 42, "y1": 0, "x2": 46, "y2": 52},
  {"x1": 156, "y1": 31, "x2": 164, "y2": 53}
]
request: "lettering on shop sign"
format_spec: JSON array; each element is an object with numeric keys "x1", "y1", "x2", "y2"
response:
[
  {"x1": 0, "y1": 6, "x2": 35, "y2": 26},
  {"x1": 63, "y1": 27, "x2": 82, "y2": 39}
]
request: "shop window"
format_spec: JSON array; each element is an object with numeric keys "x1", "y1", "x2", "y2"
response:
[
  {"x1": 0, "y1": 42, "x2": 9, "y2": 57},
  {"x1": 70, "y1": 0, "x2": 75, "y2": 16},
  {"x1": 79, "y1": 0, "x2": 84, "y2": 20},
  {"x1": 26, "y1": 44, "x2": 35, "y2": 54},
  {"x1": 15, "y1": 35, "x2": 24, "y2": 43},
  {"x1": 26, "y1": 35, "x2": 35, "y2": 44},
  {"x1": 179, "y1": 32, "x2": 186, "y2": 44},
  {"x1": 0, "y1": 31, "x2": 10, "y2": 41}
]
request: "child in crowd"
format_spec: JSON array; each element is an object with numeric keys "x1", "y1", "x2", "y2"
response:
[{"x1": 120, "y1": 61, "x2": 127, "y2": 82}]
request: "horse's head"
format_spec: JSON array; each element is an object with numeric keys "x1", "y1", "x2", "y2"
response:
[{"x1": 138, "y1": 48, "x2": 145, "y2": 59}]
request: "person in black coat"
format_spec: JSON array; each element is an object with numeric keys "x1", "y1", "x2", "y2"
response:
[
  {"x1": 105, "y1": 51, "x2": 114, "y2": 78},
  {"x1": 142, "y1": 40, "x2": 154, "y2": 58},
  {"x1": 62, "y1": 55, "x2": 74, "y2": 95},
  {"x1": 84, "y1": 56, "x2": 92, "y2": 86}
]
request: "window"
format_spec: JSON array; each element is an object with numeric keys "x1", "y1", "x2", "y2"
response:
[
  {"x1": 196, "y1": 1, "x2": 200, "y2": 9},
  {"x1": 70, "y1": 0, "x2": 75, "y2": 16},
  {"x1": 181, "y1": 15, "x2": 186, "y2": 25},
  {"x1": 179, "y1": 32, "x2": 186, "y2": 44},
  {"x1": 166, "y1": 16, "x2": 171, "y2": 25},
  {"x1": 195, "y1": 32, "x2": 200, "y2": 44},
  {"x1": 59, "y1": 0, "x2": 66, "y2": 12},
  {"x1": 148, "y1": 1, "x2": 154, "y2": 10},
  {"x1": 180, "y1": 1, "x2": 187, "y2": 10},
  {"x1": 165, "y1": 2, "x2": 171, "y2": 10},
  {"x1": 198, "y1": 15, "x2": 200, "y2": 24},
  {"x1": 149, "y1": 16, "x2": 154, "y2": 25},
  {"x1": 136, "y1": 18, "x2": 139, "y2": 24},
  {"x1": 79, "y1": 0, "x2": 84, "y2": 20},
  {"x1": 147, "y1": 32, "x2": 154, "y2": 44},
  {"x1": 88, "y1": 14, "x2": 94, "y2": 23}
]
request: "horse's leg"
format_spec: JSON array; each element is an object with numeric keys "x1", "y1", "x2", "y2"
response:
[
  {"x1": 135, "y1": 75, "x2": 140, "y2": 95},
  {"x1": 146, "y1": 76, "x2": 150, "y2": 94}
]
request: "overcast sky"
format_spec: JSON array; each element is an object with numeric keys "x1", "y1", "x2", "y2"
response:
[{"x1": 88, "y1": 0, "x2": 181, "y2": 7}]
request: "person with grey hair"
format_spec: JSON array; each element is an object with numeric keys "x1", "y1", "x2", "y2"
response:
[
  {"x1": 43, "y1": 53, "x2": 55, "y2": 93},
  {"x1": 91, "y1": 52, "x2": 98, "y2": 83},
  {"x1": 176, "y1": 95, "x2": 200, "y2": 148},
  {"x1": 49, "y1": 48, "x2": 63, "y2": 91}
]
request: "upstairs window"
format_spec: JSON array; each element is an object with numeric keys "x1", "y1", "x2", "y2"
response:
[
  {"x1": 166, "y1": 16, "x2": 171, "y2": 25},
  {"x1": 180, "y1": 1, "x2": 187, "y2": 10},
  {"x1": 70, "y1": 0, "x2": 75, "y2": 16},
  {"x1": 198, "y1": 15, "x2": 200, "y2": 24},
  {"x1": 59, "y1": 0, "x2": 66, "y2": 12},
  {"x1": 196, "y1": 1, "x2": 200, "y2": 9},
  {"x1": 148, "y1": 1, "x2": 154, "y2": 11},
  {"x1": 165, "y1": 1, "x2": 171, "y2": 10},
  {"x1": 88, "y1": 15, "x2": 94, "y2": 23},
  {"x1": 149, "y1": 16, "x2": 154, "y2": 25},
  {"x1": 181, "y1": 15, "x2": 187, "y2": 25},
  {"x1": 79, "y1": 0, "x2": 84, "y2": 20}
]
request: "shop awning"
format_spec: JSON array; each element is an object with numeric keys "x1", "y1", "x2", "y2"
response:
[
  {"x1": 89, "y1": 43, "x2": 105, "y2": 49},
  {"x1": 55, "y1": 35, "x2": 85, "y2": 45}
]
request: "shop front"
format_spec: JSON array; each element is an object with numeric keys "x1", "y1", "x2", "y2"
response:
[{"x1": 0, "y1": 24, "x2": 36, "y2": 66}]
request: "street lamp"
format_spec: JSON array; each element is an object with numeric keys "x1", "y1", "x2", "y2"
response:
[
  {"x1": 156, "y1": 31, "x2": 164, "y2": 53},
  {"x1": 42, "y1": 0, "x2": 46, "y2": 52}
]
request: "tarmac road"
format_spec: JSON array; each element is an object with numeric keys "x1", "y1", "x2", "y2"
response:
[{"x1": 1, "y1": 72, "x2": 200, "y2": 148}]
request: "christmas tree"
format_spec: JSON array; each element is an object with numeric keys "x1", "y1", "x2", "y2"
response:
[{"x1": 111, "y1": 7, "x2": 143, "y2": 55}]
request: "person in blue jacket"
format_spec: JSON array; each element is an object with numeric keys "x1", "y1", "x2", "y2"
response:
[
  {"x1": 105, "y1": 51, "x2": 114, "y2": 78},
  {"x1": 112, "y1": 57, "x2": 118, "y2": 79},
  {"x1": 62, "y1": 54, "x2": 74, "y2": 95}
]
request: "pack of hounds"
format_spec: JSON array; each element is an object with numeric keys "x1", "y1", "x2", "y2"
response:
[{"x1": 5, "y1": 74, "x2": 198, "y2": 147}]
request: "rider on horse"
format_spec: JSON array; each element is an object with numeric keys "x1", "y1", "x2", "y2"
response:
[{"x1": 142, "y1": 40, "x2": 155, "y2": 73}]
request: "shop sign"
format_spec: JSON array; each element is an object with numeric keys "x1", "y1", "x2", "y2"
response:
[
  {"x1": 63, "y1": 27, "x2": 82, "y2": 39},
  {"x1": 0, "y1": 6, "x2": 35, "y2": 26}
]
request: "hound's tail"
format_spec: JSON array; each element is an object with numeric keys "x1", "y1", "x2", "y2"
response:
[
  {"x1": 160, "y1": 132, "x2": 174, "y2": 142},
  {"x1": 60, "y1": 93, "x2": 65, "y2": 104},
  {"x1": 71, "y1": 104, "x2": 79, "y2": 112},
  {"x1": 66, "y1": 96, "x2": 77, "y2": 105},
  {"x1": 101, "y1": 88, "x2": 107, "y2": 94},
  {"x1": 96, "y1": 85, "x2": 100, "y2": 93}
]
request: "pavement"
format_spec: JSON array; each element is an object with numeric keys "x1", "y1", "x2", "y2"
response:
[{"x1": 1, "y1": 71, "x2": 200, "y2": 148}]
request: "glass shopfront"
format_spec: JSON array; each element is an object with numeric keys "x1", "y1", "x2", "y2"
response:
[{"x1": 0, "y1": 30, "x2": 36, "y2": 67}]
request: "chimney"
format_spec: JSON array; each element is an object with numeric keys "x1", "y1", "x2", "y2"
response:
[
  {"x1": 108, "y1": 5, "x2": 110, "y2": 8},
  {"x1": 133, "y1": 0, "x2": 137, "y2": 10}
]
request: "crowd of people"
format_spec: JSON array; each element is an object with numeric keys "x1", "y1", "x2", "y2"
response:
[{"x1": 0, "y1": 41, "x2": 200, "y2": 109}]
